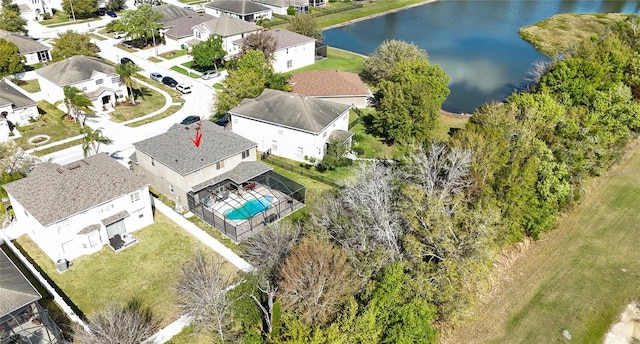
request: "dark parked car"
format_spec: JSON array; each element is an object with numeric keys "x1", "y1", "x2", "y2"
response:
[
  {"x1": 96, "y1": 7, "x2": 107, "y2": 15},
  {"x1": 180, "y1": 115, "x2": 201, "y2": 125},
  {"x1": 162, "y1": 76, "x2": 178, "y2": 88},
  {"x1": 106, "y1": 10, "x2": 117, "y2": 17},
  {"x1": 120, "y1": 57, "x2": 134, "y2": 65},
  {"x1": 213, "y1": 114, "x2": 230, "y2": 127}
]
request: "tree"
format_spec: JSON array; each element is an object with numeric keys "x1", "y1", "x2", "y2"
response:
[
  {"x1": 0, "y1": 38, "x2": 23, "y2": 78},
  {"x1": 371, "y1": 58, "x2": 450, "y2": 144},
  {"x1": 321, "y1": 137, "x2": 351, "y2": 170},
  {"x1": 277, "y1": 238, "x2": 358, "y2": 326},
  {"x1": 106, "y1": 0, "x2": 126, "y2": 11},
  {"x1": 175, "y1": 251, "x2": 235, "y2": 341},
  {"x1": 0, "y1": 141, "x2": 36, "y2": 175},
  {"x1": 360, "y1": 39, "x2": 429, "y2": 85},
  {"x1": 51, "y1": 30, "x2": 99, "y2": 60},
  {"x1": 215, "y1": 50, "x2": 273, "y2": 115},
  {"x1": 55, "y1": 86, "x2": 94, "y2": 124},
  {"x1": 115, "y1": 62, "x2": 142, "y2": 105},
  {"x1": 113, "y1": 4, "x2": 162, "y2": 44},
  {"x1": 287, "y1": 14, "x2": 322, "y2": 41},
  {"x1": 240, "y1": 31, "x2": 277, "y2": 63},
  {"x1": 0, "y1": 0, "x2": 27, "y2": 34},
  {"x1": 190, "y1": 36, "x2": 227, "y2": 70},
  {"x1": 62, "y1": 0, "x2": 98, "y2": 19},
  {"x1": 74, "y1": 300, "x2": 159, "y2": 344},
  {"x1": 81, "y1": 127, "x2": 113, "y2": 157}
]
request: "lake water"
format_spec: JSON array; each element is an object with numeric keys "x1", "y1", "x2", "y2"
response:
[{"x1": 323, "y1": 0, "x2": 640, "y2": 113}]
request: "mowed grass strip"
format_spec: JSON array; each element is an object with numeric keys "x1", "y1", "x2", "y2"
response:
[
  {"x1": 442, "y1": 140, "x2": 640, "y2": 343},
  {"x1": 519, "y1": 13, "x2": 628, "y2": 56},
  {"x1": 15, "y1": 212, "x2": 237, "y2": 327}
]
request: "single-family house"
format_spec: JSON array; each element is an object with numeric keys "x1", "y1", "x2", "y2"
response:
[
  {"x1": 310, "y1": 0, "x2": 325, "y2": 6},
  {"x1": 203, "y1": 0, "x2": 272, "y2": 22},
  {"x1": 13, "y1": 0, "x2": 53, "y2": 19},
  {"x1": 0, "y1": 29, "x2": 51, "y2": 65},
  {"x1": 4, "y1": 153, "x2": 154, "y2": 263},
  {"x1": 191, "y1": 14, "x2": 262, "y2": 56},
  {"x1": 131, "y1": 120, "x2": 305, "y2": 241},
  {"x1": 240, "y1": 28, "x2": 315, "y2": 72},
  {"x1": 0, "y1": 249, "x2": 63, "y2": 343},
  {"x1": 35, "y1": 55, "x2": 127, "y2": 113},
  {"x1": 290, "y1": 70, "x2": 370, "y2": 108},
  {"x1": 229, "y1": 88, "x2": 353, "y2": 163},
  {"x1": 153, "y1": 4, "x2": 214, "y2": 44},
  {"x1": 0, "y1": 80, "x2": 38, "y2": 141},
  {"x1": 252, "y1": 0, "x2": 308, "y2": 15}
]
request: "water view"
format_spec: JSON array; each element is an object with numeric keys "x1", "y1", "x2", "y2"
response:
[{"x1": 324, "y1": 0, "x2": 640, "y2": 113}]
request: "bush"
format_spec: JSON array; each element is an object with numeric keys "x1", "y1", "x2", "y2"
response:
[{"x1": 287, "y1": 6, "x2": 295, "y2": 16}]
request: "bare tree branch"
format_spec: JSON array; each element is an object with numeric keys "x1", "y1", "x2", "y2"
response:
[{"x1": 74, "y1": 300, "x2": 159, "y2": 344}]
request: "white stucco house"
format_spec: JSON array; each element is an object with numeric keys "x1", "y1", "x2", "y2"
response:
[
  {"x1": 239, "y1": 28, "x2": 315, "y2": 72},
  {"x1": 203, "y1": 0, "x2": 272, "y2": 21},
  {"x1": 0, "y1": 80, "x2": 38, "y2": 141},
  {"x1": 4, "y1": 153, "x2": 154, "y2": 263},
  {"x1": 191, "y1": 14, "x2": 262, "y2": 57},
  {"x1": 153, "y1": 4, "x2": 214, "y2": 45},
  {"x1": 229, "y1": 88, "x2": 353, "y2": 163},
  {"x1": 251, "y1": 0, "x2": 308, "y2": 15},
  {"x1": 290, "y1": 70, "x2": 370, "y2": 108},
  {"x1": 0, "y1": 29, "x2": 51, "y2": 66},
  {"x1": 35, "y1": 55, "x2": 127, "y2": 113},
  {"x1": 14, "y1": 0, "x2": 53, "y2": 19}
]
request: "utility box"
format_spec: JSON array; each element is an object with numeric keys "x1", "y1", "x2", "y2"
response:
[{"x1": 56, "y1": 259, "x2": 68, "y2": 273}]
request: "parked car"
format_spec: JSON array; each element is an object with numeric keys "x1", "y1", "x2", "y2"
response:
[
  {"x1": 201, "y1": 70, "x2": 221, "y2": 80},
  {"x1": 162, "y1": 76, "x2": 178, "y2": 88},
  {"x1": 213, "y1": 114, "x2": 230, "y2": 127},
  {"x1": 183, "y1": 5, "x2": 194, "y2": 11},
  {"x1": 176, "y1": 83, "x2": 192, "y2": 94},
  {"x1": 106, "y1": 10, "x2": 117, "y2": 17},
  {"x1": 113, "y1": 32, "x2": 125, "y2": 39},
  {"x1": 150, "y1": 72, "x2": 163, "y2": 82},
  {"x1": 120, "y1": 57, "x2": 134, "y2": 65},
  {"x1": 180, "y1": 115, "x2": 200, "y2": 125},
  {"x1": 96, "y1": 7, "x2": 107, "y2": 15}
]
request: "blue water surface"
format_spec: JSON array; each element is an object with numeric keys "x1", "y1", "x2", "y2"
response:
[{"x1": 224, "y1": 196, "x2": 273, "y2": 220}]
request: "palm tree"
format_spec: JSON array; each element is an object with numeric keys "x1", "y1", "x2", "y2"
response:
[
  {"x1": 55, "y1": 86, "x2": 94, "y2": 126},
  {"x1": 116, "y1": 62, "x2": 142, "y2": 105},
  {"x1": 81, "y1": 127, "x2": 114, "y2": 157}
]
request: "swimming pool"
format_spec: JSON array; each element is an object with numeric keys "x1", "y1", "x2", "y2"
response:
[{"x1": 224, "y1": 196, "x2": 273, "y2": 220}]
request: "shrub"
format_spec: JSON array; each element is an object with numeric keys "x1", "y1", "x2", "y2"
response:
[{"x1": 287, "y1": 6, "x2": 295, "y2": 15}]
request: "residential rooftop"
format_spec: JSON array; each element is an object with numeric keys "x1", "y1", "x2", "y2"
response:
[
  {"x1": 0, "y1": 80, "x2": 37, "y2": 110},
  {"x1": 36, "y1": 55, "x2": 115, "y2": 87},
  {"x1": 0, "y1": 29, "x2": 49, "y2": 54},
  {"x1": 204, "y1": 0, "x2": 270, "y2": 15},
  {"x1": 290, "y1": 70, "x2": 369, "y2": 97},
  {"x1": 195, "y1": 14, "x2": 261, "y2": 37}
]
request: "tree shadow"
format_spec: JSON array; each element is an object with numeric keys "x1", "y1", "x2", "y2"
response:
[{"x1": 133, "y1": 86, "x2": 152, "y2": 101}]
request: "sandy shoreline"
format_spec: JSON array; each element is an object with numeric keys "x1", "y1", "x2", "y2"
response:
[{"x1": 321, "y1": 0, "x2": 438, "y2": 31}]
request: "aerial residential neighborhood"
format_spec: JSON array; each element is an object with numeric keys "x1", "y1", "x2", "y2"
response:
[{"x1": 1, "y1": 0, "x2": 640, "y2": 343}]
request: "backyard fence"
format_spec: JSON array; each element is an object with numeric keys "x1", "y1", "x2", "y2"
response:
[
  {"x1": 310, "y1": 2, "x2": 364, "y2": 18},
  {"x1": 262, "y1": 156, "x2": 341, "y2": 188}
]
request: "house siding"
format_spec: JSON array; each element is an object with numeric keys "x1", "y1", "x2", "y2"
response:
[
  {"x1": 37, "y1": 71, "x2": 126, "y2": 111},
  {"x1": 272, "y1": 40, "x2": 315, "y2": 73}
]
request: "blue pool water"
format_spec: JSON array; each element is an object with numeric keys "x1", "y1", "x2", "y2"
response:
[{"x1": 224, "y1": 196, "x2": 273, "y2": 220}]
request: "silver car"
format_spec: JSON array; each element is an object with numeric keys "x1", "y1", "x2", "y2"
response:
[
  {"x1": 150, "y1": 72, "x2": 163, "y2": 82},
  {"x1": 201, "y1": 70, "x2": 221, "y2": 80}
]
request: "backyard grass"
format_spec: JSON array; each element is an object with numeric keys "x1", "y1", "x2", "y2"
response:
[
  {"x1": 14, "y1": 212, "x2": 238, "y2": 327},
  {"x1": 433, "y1": 112, "x2": 469, "y2": 142},
  {"x1": 166, "y1": 324, "x2": 217, "y2": 344},
  {"x1": 306, "y1": 0, "x2": 433, "y2": 29},
  {"x1": 442, "y1": 139, "x2": 640, "y2": 343},
  {"x1": 160, "y1": 49, "x2": 188, "y2": 60},
  {"x1": 170, "y1": 65, "x2": 200, "y2": 79},
  {"x1": 15, "y1": 79, "x2": 41, "y2": 93},
  {"x1": 292, "y1": 47, "x2": 366, "y2": 73},
  {"x1": 110, "y1": 86, "x2": 168, "y2": 123},
  {"x1": 31, "y1": 138, "x2": 83, "y2": 157},
  {"x1": 519, "y1": 13, "x2": 628, "y2": 56},
  {"x1": 126, "y1": 105, "x2": 182, "y2": 127},
  {"x1": 349, "y1": 109, "x2": 394, "y2": 159},
  {"x1": 13, "y1": 101, "x2": 81, "y2": 149}
]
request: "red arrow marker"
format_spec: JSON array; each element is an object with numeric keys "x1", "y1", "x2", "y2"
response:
[{"x1": 191, "y1": 120, "x2": 203, "y2": 147}]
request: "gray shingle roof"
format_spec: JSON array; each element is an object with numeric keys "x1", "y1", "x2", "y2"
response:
[
  {"x1": 0, "y1": 29, "x2": 49, "y2": 54},
  {"x1": 196, "y1": 14, "x2": 261, "y2": 37},
  {"x1": 153, "y1": 4, "x2": 194, "y2": 23},
  {"x1": 290, "y1": 70, "x2": 368, "y2": 97},
  {"x1": 36, "y1": 55, "x2": 115, "y2": 87},
  {"x1": 229, "y1": 89, "x2": 351, "y2": 134},
  {"x1": 0, "y1": 248, "x2": 41, "y2": 317},
  {"x1": 163, "y1": 12, "x2": 213, "y2": 39},
  {"x1": 267, "y1": 28, "x2": 315, "y2": 50},
  {"x1": 192, "y1": 160, "x2": 272, "y2": 191},
  {"x1": 4, "y1": 153, "x2": 149, "y2": 227},
  {"x1": 253, "y1": 0, "x2": 307, "y2": 7},
  {"x1": 0, "y1": 80, "x2": 37, "y2": 109},
  {"x1": 204, "y1": 0, "x2": 270, "y2": 15},
  {"x1": 133, "y1": 120, "x2": 258, "y2": 176}
]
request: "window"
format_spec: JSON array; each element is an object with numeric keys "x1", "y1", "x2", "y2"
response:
[
  {"x1": 130, "y1": 192, "x2": 140, "y2": 203},
  {"x1": 242, "y1": 150, "x2": 250, "y2": 159},
  {"x1": 286, "y1": 48, "x2": 289, "y2": 54},
  {"x1": 170, "y1": 184, "x2": 174, "y2": 193},
  {"x1": 111, "y1": 77, "x2": 120, "y2": 84},
  {"x1": 151, "y1": 158, "x2": 155, "y2": 166},
  {"x1": 216, "y1": 160, "x2": 225, "y2": 169},
  {"x1": 287, "y1": 60, "x2": 293, "y2": 68},
  {"x1": 323, "y1": 131, "x2": 327, "y2": 137},
  {"x1": 95, "y1": 79, "x2": 103, "y2": 85},
  {"x1": 82, "y1": 87, "x2": 88, "y2": 91},
  {"x1": 195, "y1": 30, "x2": 201, "y2": 39},
  {"x1": 271, "y1": 140, "x2": 278, "y2": 151}
]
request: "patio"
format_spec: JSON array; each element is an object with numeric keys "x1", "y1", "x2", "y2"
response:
[{"x1": 0, "y1": 294, "x2": 62, "y2": 344}]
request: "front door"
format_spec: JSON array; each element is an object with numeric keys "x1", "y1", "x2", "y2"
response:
[{"x1": 106, "y1": 220, "x2": 126, "y2": 239}]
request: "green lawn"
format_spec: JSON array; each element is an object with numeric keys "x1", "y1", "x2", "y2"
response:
[
  {"x1": 110, "y1": 86, "x2": 169, "y2": 123},
  {"x1": 349, "y1": 109, "x2": 394, "y2": 159},
  {"x1": 160, "y1": 49, "x2": 188, "y2": 60},
  {"x1": 309, "y1": 0, "x2": 431, "y2": 29},
  {"x1": 292, "y1": 47, "x2": 366, "y2": 74},
  {"x1": 13, "y1": 101, "x2": 81, "y2": 149},
  {"x1": 137, "y1": 75, "x2": 185, "y2": 103},
  {"x1": 126, "y1": 105, "x2": 182, "y2": 127},
  {"x1": 88, "y1": 33, "x2": 107, "y2": 41},
  {"x1": 148, "y1": 56, "x2": 163, "y2": 63},
  {"x1": 167, "y1": 324, "x2": 217, "y2": 344},
  {"x1": 14, "y1": 212, "x2": 238, "y2": 327},
  {"x1": 433, "y1": 112, "x2": 469, "y2": 142},
  {"x1": 170, "y1": 65, "x2": 200, "y2": 79},
  {"x1": 15, "y1": 79, "x2": 41, "y2": 93},
  {"x1": 519, "y1": 13, "x2": 628, "y2": 56},
  {"x1": 31, "y1": 138, "x2": 83, "y2": 157},
  {"x1": 444, "y1": 140, "x2": 640, "y2": 343},
  {"x1": 41, "y1": 12, "x2": 101, "y2": 27}
]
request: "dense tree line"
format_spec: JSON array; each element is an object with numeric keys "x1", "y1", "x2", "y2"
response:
[{"x1": 176, "y1": 17, "x2": 640, "y2": 343}]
